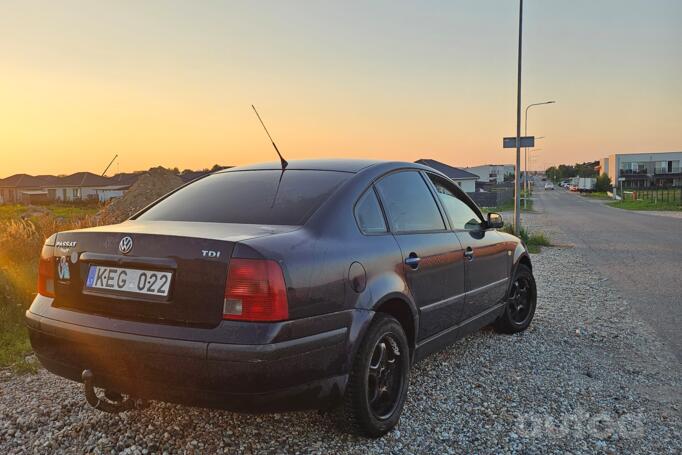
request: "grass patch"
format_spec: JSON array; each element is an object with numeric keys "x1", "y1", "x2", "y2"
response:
[
  {"x1": 0, "y1": 252, "x2": 39, "y2": 372},
  {"x1": 582, "y1": 192, "x2": 612, "y2": 200},
  {"x1": 0, "y1": 305, "x2": 34, "y2": 373},
  {"x1": 608, "y1": 199, "x2": 682, "y2": 211},
  {"x1": 501, "y1": 225, "x2": 551, "y2": 254},
  {"x1": 47, "y1": 204, "x2": 99, "y2": 218},
  {"x1": 0, "y1": 204, "x2": 105, "y2": 373},
  {"x1": 0, "y1": 203, "x2": 99, "y2": 221},
  {"x1": 0, "y1": 204, "x2": 29, "y2": 221},
  {"x1": 609, "y1": 188, "x2": 682, "y2": 210}
]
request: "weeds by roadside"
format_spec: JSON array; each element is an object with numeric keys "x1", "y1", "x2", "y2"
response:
[
  {"x1": 581, "y1": 192, "x2": 612, "y2": 200},
  {"x1": 0, "y1": 208, "x2": 105, "y2": 372},
  {"x1": 0, "y1": 203, "x2": 99, "y2": 221},
  {"x1": 0, "y1": 303, "x2": 33, "y2": 373},
  {"x1": 608, "y1": 199, "x2": 681, "y2": 211},
  {"x1": 501, "y1": 224, "x2": 551, "y2": 254}
]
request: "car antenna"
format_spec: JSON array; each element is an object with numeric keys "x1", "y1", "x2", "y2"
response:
[
  {"x1": 251, "y1": 105, "x2": 288, "y2": 208},
  {"x1": 251, "y1": 105, "x2": 288, "y2": 171}
]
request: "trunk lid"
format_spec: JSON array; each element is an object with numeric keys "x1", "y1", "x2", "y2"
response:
[{"x1": 51, "y1": 221, "x2": 297, "y2": 327}]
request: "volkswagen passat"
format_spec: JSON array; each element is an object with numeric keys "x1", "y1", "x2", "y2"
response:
[{"x1": 27, "y1": 160, "x2": 536, "y2": 437}]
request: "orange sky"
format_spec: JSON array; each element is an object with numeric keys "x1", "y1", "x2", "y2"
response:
[{"x1": 1, "y1": 1, "x2": 680, "y2": 178}]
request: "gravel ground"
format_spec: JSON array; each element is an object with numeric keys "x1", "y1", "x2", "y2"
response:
[{"x1": 1, "y1": 212, "x2": 680, "y2": 454}]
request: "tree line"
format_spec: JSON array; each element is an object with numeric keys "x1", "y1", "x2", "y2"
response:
[
  {"x1": 545, "y1": 162, "x2": 599, "y2": 182},
  {"x1": 545, "y1": 162, "x2": 612, "y2": 192}
]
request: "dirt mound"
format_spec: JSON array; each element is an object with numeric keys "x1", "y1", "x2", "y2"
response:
[{"x1": 98, "y1": 167, "x2": 184, "y2": 223}]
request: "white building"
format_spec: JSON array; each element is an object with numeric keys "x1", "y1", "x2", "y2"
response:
[
  {"x1": 42, "y1": 172, "x2": 128, "y2": 202},
  {"x1": 464, "y1": 164, "x2": 515, "y2": 183},
  {"x1": 599, "y1": 152, "x2": 682, "y2": 188},
  {"x1": 95, "y1": 186, "x2": 128, "y2": 202}
]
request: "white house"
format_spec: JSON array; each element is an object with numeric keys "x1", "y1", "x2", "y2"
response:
[
  {"x1": 414, "y1": 159, "x2": 479, "y2": 193},
  {"x1": 42, "y1": 172, "x2": 128, "y2": 202},
  {"x1": 464, "y1": 164, "x2": 515, "y2": 183},
  {"x1": 95, "y1": 186, "x2": 129, "y2": 202}
]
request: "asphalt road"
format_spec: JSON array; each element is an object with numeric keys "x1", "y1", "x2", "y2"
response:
[{"x1": 533, "y1": 189, "x2": 682, "y2": 361}]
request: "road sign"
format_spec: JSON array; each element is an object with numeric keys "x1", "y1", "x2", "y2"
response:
[
  {"x1": 618, "y1": 177, "x2": 626, "y2": 182},
  {"x1": 503, "y1": 136, "x2": 534, "y2": 148}
]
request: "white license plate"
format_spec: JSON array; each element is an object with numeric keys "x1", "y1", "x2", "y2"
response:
[{"x1": 85, "y1": 265, "x2": 172, "y2": 297}]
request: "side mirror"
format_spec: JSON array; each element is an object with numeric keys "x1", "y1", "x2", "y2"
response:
[{"x1": 486, "y1": 212, "x2": 504, "y2": 229}]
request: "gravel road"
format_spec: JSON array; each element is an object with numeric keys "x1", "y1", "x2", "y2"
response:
[
  {"x1": 1, "y1": 211, "x2": 680, "y2": 454},
  {"x1": 533, "y1": 190, "x2": 682, "y2": 360}
]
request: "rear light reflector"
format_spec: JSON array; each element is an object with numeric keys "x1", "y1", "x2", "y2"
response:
[
  {"x1": 37, "y1": 246, "x2": 55, "y2": 298},
  {"x1": 224, "y1": 258, "x2": 288, "y2": 322}
]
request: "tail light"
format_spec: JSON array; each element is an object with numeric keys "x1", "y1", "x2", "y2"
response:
[
  {"x1": 37, "y1": 246, "x2": 55, "y2": 298},
  {"x1": 223, "y1": 258, "x2": 288, "y2": 322}
]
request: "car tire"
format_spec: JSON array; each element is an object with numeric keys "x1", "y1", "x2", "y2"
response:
[
  {"x1": 341, "y1": 314, "x2": 410, "y2": 438},
  {"x1": 495, "y1": 264, "x2": 537, "y2": 334}
]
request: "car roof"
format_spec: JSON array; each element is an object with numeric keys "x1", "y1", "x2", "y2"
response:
[{"x1": 221, "y1": 159, "x2": 384, "y2": 173}]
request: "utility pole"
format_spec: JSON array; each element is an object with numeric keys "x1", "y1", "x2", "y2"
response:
[{"x1": 514, "y1": 0, "x2": 523, "y2": 235}]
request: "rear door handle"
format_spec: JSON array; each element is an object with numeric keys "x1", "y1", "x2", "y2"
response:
[
  {"x1": 464, "y1": 247, "x2": 474, "y2": 261},
  {"x1": 405, "y1": 253, "x2": 421, "y2": 269}
]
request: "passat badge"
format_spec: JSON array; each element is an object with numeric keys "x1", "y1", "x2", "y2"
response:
[{"x1": 119, "y1": 236, "x2": 133, "y2": 255}]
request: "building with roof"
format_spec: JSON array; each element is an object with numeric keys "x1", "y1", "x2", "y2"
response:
[
  {"x1": 0, "y1": 174, "x2": 51, "y2": 204},
  {"x1": 0, "y1": 165, "x2": 233, "y2": 205},
  {"x1": 0, "y1": 172, "x2": 134, "y2": 204},
  {"x1": 464, "y1": 164, "x2": 515, "y2": 183},
  {"x1": 599, "y1": 151, "x2": 682, "y2": 188},
  {"x1": 414, "y1": 159, "x2": 479, "y2": 192},
  {"x1": 40, "y1": 172, "x2": 121, "y2": 202}
]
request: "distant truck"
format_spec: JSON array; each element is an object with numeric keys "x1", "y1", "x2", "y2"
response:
[{"x1": 577, "y1": 177, "x2": 596, "y2": 192}]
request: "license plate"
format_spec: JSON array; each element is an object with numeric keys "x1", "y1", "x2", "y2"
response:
[{"x1": 85, "y1": 265, "x2": 172, "y2": 297}]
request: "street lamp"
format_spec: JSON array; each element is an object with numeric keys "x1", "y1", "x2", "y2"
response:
[
  {"x1": 525, "y1": 138, "x2": 544, "y2": 192},
  {"x1": 528, "y1": 148, "x2": 542, "y2": 168},
  {"x1": 524, "y1": 149, "x2": 542, "y2": 198},
  {"x1": 524, "y1": 101, "x2": 555, "y2": 208},
  {"x1": 528, "y1": 155, "x2": 540, "y2": 173}
]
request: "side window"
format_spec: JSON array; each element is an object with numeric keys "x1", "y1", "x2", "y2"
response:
[
  {"x1": 428, "y1": 174, "x2": 482, "y2": 230},
  {"x1": 375, "y1": 171, "x2": 445, "y2": 233},
  {"x1": 355, "y1": 188, "x2": 387, "y2": 234}
]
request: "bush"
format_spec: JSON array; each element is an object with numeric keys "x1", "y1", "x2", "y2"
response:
[{"x1": 595, "y1": 173, "x2": 611, "y2": 193}]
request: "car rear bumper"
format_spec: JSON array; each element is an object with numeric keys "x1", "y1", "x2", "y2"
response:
[{"x1": 26, "y1": 295, "x2": 373, "y2": 412}]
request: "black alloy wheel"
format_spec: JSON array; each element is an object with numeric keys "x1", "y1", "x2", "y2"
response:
[
  {"x1": 342, "y1": 314, "x2": 410, "y2": 437},
  {"x1": 367, "y1": 333, "x2": 404, "y2": 420},
  {"x1": 495, "y1": 263, "x2": 537, "y2": 334},
  {"x1": 508, "y1": 275, "x2": 533, "y2": 325}
]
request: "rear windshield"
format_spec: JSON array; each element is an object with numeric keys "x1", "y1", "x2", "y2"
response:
[{"x1": 137, "y1": 170, "x2": 351, "y2": 225}]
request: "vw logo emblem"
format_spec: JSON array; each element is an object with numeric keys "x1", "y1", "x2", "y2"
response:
[{"x1": 118, "y1": 236, "x2": 133, "y2": 255}]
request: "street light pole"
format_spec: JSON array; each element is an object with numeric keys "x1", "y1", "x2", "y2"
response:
[
  {"x1": 514, "y1": 0, "x2": 523, "y2": 235},
  {"x1": 525, "y1": 137, "x2": 544, "y2": 195},
  {"x1": 528, "y1": 148, "x2": 542, "y2": 172},
  {"x1": 523, "y1": 101, "x2": 555, "y2": 209}
]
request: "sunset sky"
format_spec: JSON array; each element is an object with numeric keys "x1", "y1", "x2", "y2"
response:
[{"x1": 1, "y1": 0, "x2": 680, "y2": 177}]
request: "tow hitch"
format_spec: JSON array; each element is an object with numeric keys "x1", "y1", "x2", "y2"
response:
[{"x1": 82, "y1": 369, "x2": 148, "y2": 413}]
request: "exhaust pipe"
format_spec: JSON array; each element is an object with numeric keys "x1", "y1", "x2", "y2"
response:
[{"x1": 82, "y1": 369, "x2": 147, "y2": 413}]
